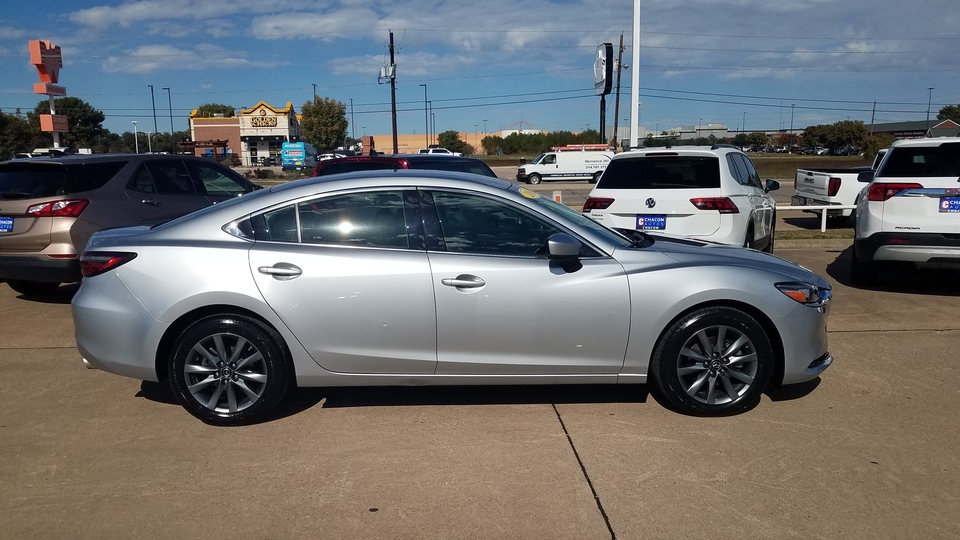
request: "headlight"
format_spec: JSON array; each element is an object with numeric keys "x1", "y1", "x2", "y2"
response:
[{"x1": 775, "y1": 282, "x2": 832, "y2": 307}]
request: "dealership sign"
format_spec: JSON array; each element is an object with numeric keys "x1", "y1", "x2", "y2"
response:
[{"x1": 30, "y1": 40, "x2": 69, "y2": 134}]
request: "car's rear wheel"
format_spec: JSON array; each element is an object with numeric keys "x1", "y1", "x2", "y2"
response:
[
  {"x1": 168, "y1": 315, "x2": 289, "y2": 426},
  {"x1": 527, "y1": 173, "x2": 542, "y2": 185},
  {"x1": 7, "y1": 280, "x2": 61, "y2": 296},
  {"x1": 590, "y1": 171, "x2": 602, "y2": 184},
  {"x1": 651, "y1": 307, "x2": 773, "y2": 416}
]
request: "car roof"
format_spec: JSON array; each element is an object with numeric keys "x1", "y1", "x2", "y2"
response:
[
  {"x1": 285, "y1": 168, "x2": 510, "y2": 193},
  {"x1": 318, "y1": 154, "x2": 477, "y2": 163},
  {"x1": 889, "y1": 136, "x2": 960, "y2": 148},
  {"x1": 0, "y1": 153, "x2": 215, "y2": 166},
  {"x1": 612, "y1": 145, "x2": 742, "y2": 160}
]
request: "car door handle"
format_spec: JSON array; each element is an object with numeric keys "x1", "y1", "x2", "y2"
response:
[
  {"x1": 141, "y1": 199, "x2": 160, "y2": 206},
  {"x1": 258, "y1": 263, "x2": 302, "y2": 280},
  {"x1": 441, "y1": 275, "x2": 485, "y2": 288}
]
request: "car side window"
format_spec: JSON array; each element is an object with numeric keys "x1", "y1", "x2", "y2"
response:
[
  {"x1": 425, "y1": 190, "x2": 565, "y2": 256},
  {"x1": 294, "y1": 191, "x2": 409, "y2": 248},
  {"x1": 129, "y1": 161, "x2": 197, "y2": 195},
  {"x1": 726, "y1": 154, "x2": 749, "y2": 187},
  {"x1": 737, "y1": 154, "x2": 764, "y2": 189},
  {"x1": 186, "y1": 161, "x2": 250, "y2": 197}
]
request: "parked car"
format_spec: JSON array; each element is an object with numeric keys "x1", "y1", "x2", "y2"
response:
[
  {"x1": 73, "y1": 170, "x2": 833, "y2": 425},
  {"x1": 582, "y1": 145, "x2": 779, "y2": 252},
  {"x1": 313, "y1": 154, "x2": 498, "y2": 178},
  {"x1": 792, "y1": 149, "x2": 885, "y2": 225},
  {"x1": 516, "y1": 146, "x2": 613, "y2": 184},
  {"x1": 0, "y1": 153, "x2": 259, "y2": 295},
  {"x1": 418, "y1": 147, "x2": 462, "y2": 156},
  {"x1": 852, "y1": 137, "x2": 960, "y2": 285}
]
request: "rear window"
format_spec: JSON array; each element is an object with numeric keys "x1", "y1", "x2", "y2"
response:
[
  {"x1": 597, "y1": 156, "x2": 720, "y2": 189},
  {"x1": 878, "y1": 142, "x2": 960, "y2": 178},
  {"x1": 0, "y1": 160, "x2": 124, "y2": 199},
  {"x1": 407, "y1": 159, "x2": 497, "y2": 178},
  {"x1": 316, "y1": 161, "x2": 404, "y2": 175}
]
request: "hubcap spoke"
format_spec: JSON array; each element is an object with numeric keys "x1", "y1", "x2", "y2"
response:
[
  {"x1": 719, "y1": 372, "x2": 739, "y2": 400},
  {"x1": 680, "y1": 346, "x2": 709, "y2": 363},
  {"x1": 183, "y1": 332, "x2": 268, "y2": 414},
  {"x1": 722, "y1": 334, "x2": 750, "y2": 358},
  {"x1": 727, "y1": 352, "x2": 757, "y2": 367},
  {"x1": 727, "y1": 370, "x2": 755, "y2": 385},
  {"x1": 677, "y1": 324, "x2": 759, "y2": 406},
  {"x1": 685, "y1": 371, "x2": 710, "y2": 396}
]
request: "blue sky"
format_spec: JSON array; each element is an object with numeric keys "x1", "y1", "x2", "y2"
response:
[{"x1": 1, "y1": 0, "x2": 958, "y2": 139}]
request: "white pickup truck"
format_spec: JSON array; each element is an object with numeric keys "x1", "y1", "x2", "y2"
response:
[{"x1": 791, "y1": 150, "x2": 886, "y2": 224}]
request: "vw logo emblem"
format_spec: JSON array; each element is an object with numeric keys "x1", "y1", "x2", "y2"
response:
[{"x1": 645, "y1": 198, "x2": 656, "y2": 208}]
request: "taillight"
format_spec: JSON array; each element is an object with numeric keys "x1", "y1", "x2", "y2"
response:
[
  {"x1": 26, "y1": 199, "x2": 90, "y2": 218},
  {"x1": 690, "y1": 197, "x2": 739, "y2": 213},
  {"x1": 582, "y1": 197, "x2": 614, "y2": 212},
  {"x1": 827, "y1": 177, "x2": 841, "y2": 197},
  {"x1": 79, "y1": 252, "x2": 137, "y2": 277},
  {"x1": 867, "y1": 183, "x2": 923, "y2": 202}
]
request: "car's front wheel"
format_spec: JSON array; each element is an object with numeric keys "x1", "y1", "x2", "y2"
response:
[
  {"x1": 590, "y1": 171, "x2": 602, "y2": 184},
  {"x1": 651, "y1": 307, "x2": 773, "y2": 416},
  {"x1": 7, "y1": 280, "x2": 61, "y2": 296},
  {"x1": 527, "y1": 173, "x2": 542, "y2": 185},
  {"x1": 168, "y1": 315, "x2": 290, "y2": 426}
]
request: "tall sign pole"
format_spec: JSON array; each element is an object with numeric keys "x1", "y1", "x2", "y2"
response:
[
  {"x1": 29, "y1": 40, "x2": 68, "y2": 149},
  {"x1": 594, "y1": 43, "x2": 613, "y2": 145},
  {"x1": 612, "y1": 33, "x2": 625, "y2": 150},
  {"x1": 389, "y1": 31, "x2": 398, "y2": 154},
  {"x1": 630, "y1": 0, "x2": 641, "y2": 149}
]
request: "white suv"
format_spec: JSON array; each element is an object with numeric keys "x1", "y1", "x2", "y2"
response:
[
  {"x1": 852, "y1": 137, "x2": 960, "y2": 285},
  {"x1": 583, "y1": 145, "x2": 780, "y2": 251},
  {"x1": 417, "y1": 148, "x2": 462, "y2": 156}
]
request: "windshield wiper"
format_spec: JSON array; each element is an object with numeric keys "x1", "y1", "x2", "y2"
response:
[
  {"x1": 614, "y1": 227, "x2": 655, "y2": 248},
  {"x1": 0, "y1": 192, "x2": 34, "y2": 200}
]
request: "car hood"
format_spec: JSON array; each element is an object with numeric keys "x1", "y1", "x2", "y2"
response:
[{"x1": 616, "y1": 234, "x2": 828, "y2": 285}]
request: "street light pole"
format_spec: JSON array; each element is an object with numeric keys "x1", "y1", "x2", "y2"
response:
[
  {"x1": 312, "y1": 83, "x2": 317, "y2": 101},
  {"x1": 926, "y1": 87, "x2": 935, "y2": 135},
  {"x1": 148, "y1": 85, "x2": 158, "y2": 141},
  {"x1": 131, "y1": 121, "x2": 139, "y2": 154},
  {"x1": 789, "y1": 104, "x2": 795, "y2": 153},
  {"x1": 742, "y1": 111, "x2": 746, "y2": 133},
  {"x1": 162, "y1": 87, "x2": 173, "y2": 152},
  {"x1": 419, "y1": 84, "x2": 428, "y2": 148}
]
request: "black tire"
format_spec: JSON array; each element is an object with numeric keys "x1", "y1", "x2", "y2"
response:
[
  {"x1": 651, "y1": 307, "x2": 773, "y2": 416},
  {"x1": 590, "y1": 171, "x2": 602, "y2": 184},
  {"x1": 168, "y1": 315, "x2": 289, "y2": 426},
  {"x1": 743, "y1": 225, "x2": 755, "y2": 249},
  {"x1": 762, "y1": 220, "x2": 776, "y2": 254},
  {"x1": 527, "y1": 173, "x2": 542, "y2": 185},
  {"x1": 7, "y1": 280, "x2": 61, "y2": 296}
]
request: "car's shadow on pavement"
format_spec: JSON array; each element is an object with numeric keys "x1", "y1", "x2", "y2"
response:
[
  {"x1": 825, "y1": 246, "x2": 960, "y2": 296},
  {"x1": 11, "y1": 283, "x2": 79, "y2": 304}
]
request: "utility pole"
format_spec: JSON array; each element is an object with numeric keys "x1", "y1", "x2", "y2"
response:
[
  {"x1": 148, "y1": 84, "x2": 158, "y2": 141},
  {"x1": 612, "y1": 33, "x2": 625, "y2": 150},
  {"x1": 389, "y1": 31, "x2": 398, "y2": 153},
  {"x1": 870, "y1": 101, "x2": 876, "y2": 135}
]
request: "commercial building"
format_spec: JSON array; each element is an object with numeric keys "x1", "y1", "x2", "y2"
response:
[{"x1": 188, "y1": 101, "x2": 302, "y2": 166}]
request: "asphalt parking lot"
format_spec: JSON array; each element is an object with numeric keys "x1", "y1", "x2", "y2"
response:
[{"x1": 2, "y1": 176, "x2": 960, "y2": 538}]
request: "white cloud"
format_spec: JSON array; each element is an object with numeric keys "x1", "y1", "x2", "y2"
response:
[{"x1": 100, "y1": 44, "x2": 279, "y2": 73}]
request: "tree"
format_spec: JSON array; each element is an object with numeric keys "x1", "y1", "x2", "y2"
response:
[
  {"x1": 937, "y1": 104, "x2": 960, "y2": 123},
  {"x1": 29, "y1": 96, "x2": 106, "y2": 150},
  {"x1": 800, "y1": 124, "x2": 832, "y2": 148},
  {"x1": 731, "y1": 133, "x2": 751, "y2": 148},
  {"x1": 437, "y1": 130, "x2": 466, "y2": 153},
  {"x1": 300, "y1": 97, "x2": 348, "y2": 151},
  {"x1": 863, "y1": 133, "x2": 895, "y2": 161},
  {"x1": 826, "y1": 120, "x2": 866, "y2": 151},
  {"x1": 0, "y1": 112, "x2": 35, "y2": 160},
  {"x1": 195, "y1": 103, "x2": 236, "y2": 117},
  {"x1": 747, "y1": 132, "x2": 769, "y2": 147}
]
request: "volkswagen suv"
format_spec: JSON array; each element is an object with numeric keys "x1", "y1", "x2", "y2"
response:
[
  {"x1": 0, "y1": 154, "x2": 259, "y2": 295},
  {"x1": 582, "y1": 145, "x2": 779, "y2": 251}
]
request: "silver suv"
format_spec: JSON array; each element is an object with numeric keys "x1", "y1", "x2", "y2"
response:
[{"x1": 0, "y1": 154, "x2": 258, "y2": 295}]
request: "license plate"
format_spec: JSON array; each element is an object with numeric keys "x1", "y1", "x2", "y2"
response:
[
  {"x1": 637, "y1": 214, "x2": 666, "y2": 230},
  {"x1": 0, "y1": 217, "x2": 12, "y2": 233},
  {"x1": 939, "y1": 197, "x2": 960, "y2": 213}
]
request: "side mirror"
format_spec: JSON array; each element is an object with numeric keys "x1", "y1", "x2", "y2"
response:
[
  {"x1": 765, "y1": 179, "x2": 780, "y2": 193},
  {"x1": 546, "y1": 233, "x2": 581, "y2": 260},
  {"x1": 857, "y1": 170, "x2": 875, "y2": 183}
]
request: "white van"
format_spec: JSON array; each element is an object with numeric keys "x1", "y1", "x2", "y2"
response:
[{"x1": 516, "y1": 146, "x2": 614, "y2": 184}]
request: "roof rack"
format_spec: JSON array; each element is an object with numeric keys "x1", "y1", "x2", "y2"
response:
[
  {"x1": 550, "y1": 144, "x2": 613, "y2": 152},
  {"x1": 710, "y1": 143, "x2": 740, "y2": 150}
]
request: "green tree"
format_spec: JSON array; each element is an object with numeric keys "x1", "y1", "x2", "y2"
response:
[
  {"x1": 937, "y1": 104, "x2": 960, "y2": 123},
  {"x1": 437, "y1": 130, "x2": 467, "y2": 153},
  {"x1": 0, "y1": 112, "x2": 35, "y2": 160},
  {"x1": 29, "y1": 96, "x2": 106, "y2": 150},
  {"x1": 863, "y1": 133, "x2": 895, "y2": 161},
  {"x1": 800, "y1": 124, "x2": 832, "y2": 148},
  {"x1": 748, "y1": 132, "x2": 769, "y2": 148},
  {"x1": 300, "y1": 97, "x2": 348, "y2": 151},
  {"x1": 731, "y1": 133, "x2": 751, "y2": 148},
  {"x1": 826, "y1": 120, "x2": 867, "y2": 151},
  {"x1": 195, "y1": 103, "x2": 236, "y2": 117}
]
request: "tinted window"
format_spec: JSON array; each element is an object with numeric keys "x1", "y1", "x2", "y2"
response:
[
  {"x1": 598, "y1": 156, "x2": 720, "y2": 189},
  {"x1": 0, "y1": 164, "x2": 68, "y2": 199},
  {"x1": 427, "y1": 190, "x2": 564, "y2": 256},
  {"x1": 879, "y1": 142, "x2": 960, "y2": 178},
  {"x1": 737, "y1": 154, "x2": 763, "y2": 189},
  {"x1": 186, "y1": 161, "x2": 250, "y2": 196},
  {"x1": 69, "y1": 161, "x2": 127, "y2": 193},
  {"x1": 726, "y1": 154, "x2": 749, "y2": 186},
  {"x1": 408, "y1": 159, "x2": 497, "y2": 178},
  {"x1": 129, "y1": 160, "x2": 198, "y2": 194},
  {"x1": 316, "y1": 161, "x2": 403, "y2": 175},
  {"x1": 254, "y1": 191, "x2": 409, "y2": 248}
]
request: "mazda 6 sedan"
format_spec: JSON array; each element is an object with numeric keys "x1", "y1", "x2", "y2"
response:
[{"x1": 72, "y1": 170, "x2": 833, "y2": 425}]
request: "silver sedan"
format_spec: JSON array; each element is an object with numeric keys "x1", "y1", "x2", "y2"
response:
[{"x1": 72, "y1": 170, "x2": 833, "y2": 425}]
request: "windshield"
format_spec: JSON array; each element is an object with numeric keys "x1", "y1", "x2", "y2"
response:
[
  {"x1": 0, "y1": 164, "x2": 68, "y2": 199},
  {"x1": 514, "y1": 186, "x2": 631, "y2": 248},
  {"x1": 530, "y1": 153, "x2": 547, "y2": 165}
]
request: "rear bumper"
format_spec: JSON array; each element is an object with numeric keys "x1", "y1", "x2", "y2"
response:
[
  {"x1": 855, "y1": 232, "x2": 960, "y2": 265},
  {"x1": 0, "y1": 255, "x2": 81, "y2": 283}
]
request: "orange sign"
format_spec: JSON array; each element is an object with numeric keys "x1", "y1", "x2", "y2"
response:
[
  {"x1": 29, "y1": 40, "x2": 62, "y2": 84},
  {"x1": 40, "y1": 114, "x2": 69, "y2": 133}
]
